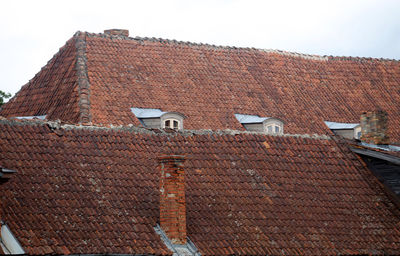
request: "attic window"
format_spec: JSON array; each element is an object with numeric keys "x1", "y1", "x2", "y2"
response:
[
  {"x1": 131, "y1": 108, "x2": 185, "y2": 130},
  {"x1": 266, "y1": 124, "x2": 281, "y2": 134},
  {"x1": 235, "y1": 114, "x2": 284, "y2": 134},
  {"x1": 0, "y1": 223, "x2": 25, "y2": 255},
  {"x1": 163, "y1": 119, "x2": 180, "y2": 130},
  {"x1": 324, "y1": 121, "x2": 361, "y2": 140}
]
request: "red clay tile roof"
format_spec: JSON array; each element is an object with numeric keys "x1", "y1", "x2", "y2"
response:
[
  {"x1": 0, "y1": 118, "x2": 399, "y2": 255},
  {"x1": 1, "y1": 31, "x2": 400, "y2": 144},
  {"x1": 0, "y1": 37, "x2": 81, "y2": 123}
]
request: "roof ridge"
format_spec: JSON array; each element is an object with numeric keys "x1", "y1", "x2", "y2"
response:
[
  {"x1": 85, "y1": 31, "x2": 400, "y2": 62},
  {"x1": 0, "y1": 117, "x2": 331, "y2": 140},
  {"x1": 74, "y1": 31, "x2": 92, "y2": 124},
  {"x1": 86, "y1": 31, "x2": 328, "y2": 61}
]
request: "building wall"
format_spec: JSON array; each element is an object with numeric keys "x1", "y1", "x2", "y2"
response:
[
  {"x1": 143, "y1": 118, "x2": 161, "y2": 128},
  {"x1": 243, "y1": 123, "x2": 264, "y2": 132},
  {"x1": 333, "y1": 129, "x2": 354, "y2": 139}
]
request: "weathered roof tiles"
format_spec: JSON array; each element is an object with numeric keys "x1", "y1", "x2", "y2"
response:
[
  {"x1": 0, "y1": 119, "x2": 399, "y2": 255},
  {"x1": 1, "y1": 31, "x2": 399, "y2": 143}
]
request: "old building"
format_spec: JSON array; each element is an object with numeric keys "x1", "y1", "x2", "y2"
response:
[{"x1": 0, "y1": 29, "x2": 399, "y2": 255}]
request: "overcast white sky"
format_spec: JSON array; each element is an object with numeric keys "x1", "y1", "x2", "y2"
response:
[{"x1": 1, "y1": 0, "x2": 400, "y2": 96}]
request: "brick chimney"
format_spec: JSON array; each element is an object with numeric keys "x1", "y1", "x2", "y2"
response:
[
  {"x1": 158, "y1": 155, "x2": 187, "y2": 244},
  {"x1": 104, "y1": 29, "x2": 129, "y2": 37},
  {"x1": 360, "y1": 110, "x2": 389, "y2": 145}
]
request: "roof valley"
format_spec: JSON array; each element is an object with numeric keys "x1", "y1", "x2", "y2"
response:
[{"x1": 74, "y1": 31, "x2": 92, "y2": 124}]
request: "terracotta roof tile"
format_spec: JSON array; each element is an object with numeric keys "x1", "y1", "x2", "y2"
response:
[
  {"x1": 0, "y1": 37, "x2": 80, "y2": 123},
  {"x1": 0, "y1": 119, "x2": 399, "y2": 255},
  {"x1": 1, "y1": 31, "x2": 400, "y2": 143}
]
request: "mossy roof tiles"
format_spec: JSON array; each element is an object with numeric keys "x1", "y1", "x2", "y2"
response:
[
  {"x1": 1, "y1": 31, "x2": 399, "y2": 143},
  {"x1": 0, "y1": 119, "x2": 399, "y2": 255}
]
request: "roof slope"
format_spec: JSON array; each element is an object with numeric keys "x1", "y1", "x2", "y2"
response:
[
  {"x1": 1, "y1": 31, "x2": 400, "y2": 142},
  {"x1": 0, "y1": 32, "x2": 89, "y2": 124},
  {"x1": 0, "y1": 119, "x2": 399, "y2": 255}
]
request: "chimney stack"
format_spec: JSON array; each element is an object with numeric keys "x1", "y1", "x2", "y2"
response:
[
  {"x1": 158, "y1": 155, "x2": 187, "y2": 244},
  {"x1": 360, "y1": 110, "x2": 389, "y2": 145},
  {"x1": 104, "y1": 29, "x2": 129, "y2": 37}
]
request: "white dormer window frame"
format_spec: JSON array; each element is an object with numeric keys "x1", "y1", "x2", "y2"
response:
[
  {"x1": 163, "y1": 118, "x2": 180, "y2": 130},
  {"x1": 160, "y1": 112, "x2": 185, "y2": 130},
  {"x1": 265, "y1": 123, "x2": 283, "y2": 134}
]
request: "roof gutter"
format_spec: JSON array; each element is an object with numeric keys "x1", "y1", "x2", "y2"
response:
[{"x1": 350, "y1": 147, "x2": 400, "y2": 165}]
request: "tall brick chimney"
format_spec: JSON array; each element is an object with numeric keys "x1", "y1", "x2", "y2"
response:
[
  {"x1": 158, "y1": 155, "x2": 187, "y2": 244},
  {"x1": 104, "y1": 29, "x2": 129, "y2": 37},
  {"x1": 360, "y1": 110, "x2": 389, "y2": 145}
]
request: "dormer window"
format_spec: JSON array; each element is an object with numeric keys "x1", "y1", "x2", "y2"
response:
[
  {"x1": 163, "y1": 119, "x2": 180, "y2": 130},
  {"x1": 131, "y1": 108, "x2": 185, "y2": 130},
  {"x1": 266, "y1": 124, "x2": 281, "y2": 134},
  {"x1": 235, "y1": 114, "x2": 284, "y2": 134},
  {"x1": 324, "y1": 121, "x2": 361, "y2": 139},
  {"x1": 160, "y1": 113, "x2": 184, "y2": 130}
]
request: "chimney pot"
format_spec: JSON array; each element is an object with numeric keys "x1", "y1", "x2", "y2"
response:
[
  {"x1": 360, "y1": 110, "x2": 389, "y2": 145},
  {"x1": 104, "y1": 29, "x2": 129, "y2": 37},
  {"x1": 158, "y1": 155, "x2": 187, "y2": 244}
]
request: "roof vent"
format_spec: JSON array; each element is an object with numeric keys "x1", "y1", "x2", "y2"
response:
[{"x1": 104, "y1": 29, "x2": 129, "y2": 37}]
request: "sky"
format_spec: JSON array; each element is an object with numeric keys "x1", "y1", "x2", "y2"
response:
[{"x1": 1, "y1": 0, "x2": 400, "y2": 97}]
